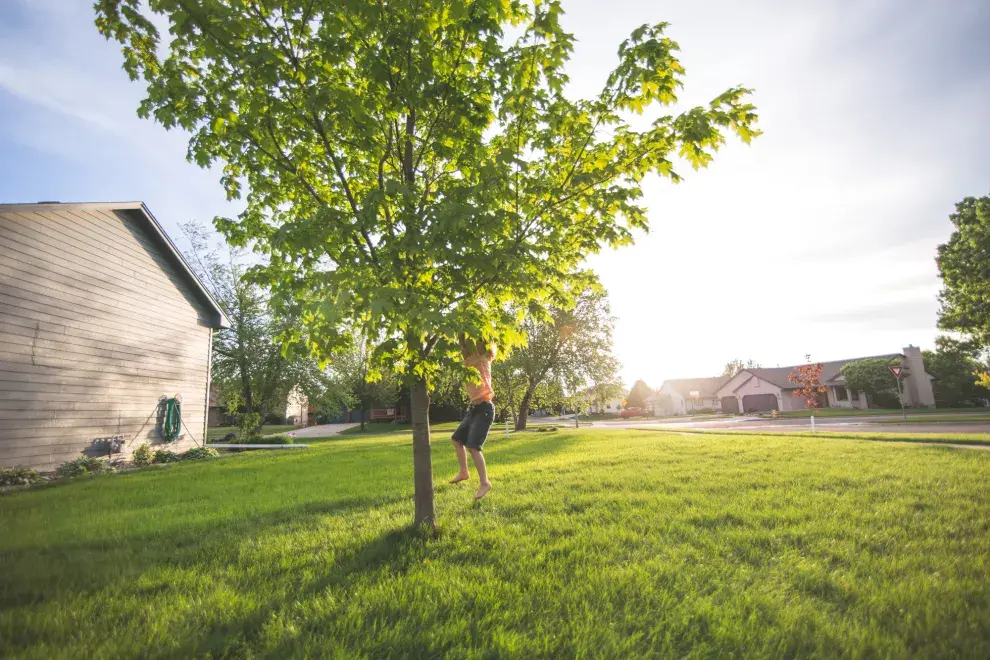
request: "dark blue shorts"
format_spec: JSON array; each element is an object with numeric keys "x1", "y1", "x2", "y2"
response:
[{"x1": 452, "y1": 401, "x2": 495, "y2": 451}]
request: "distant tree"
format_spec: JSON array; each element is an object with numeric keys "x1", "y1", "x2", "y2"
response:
[
  {"x1": 626, "y1": 379, "x2": 652, "y2": 410},
  {"x1": 722, "y1": 358, "x2": 761, "y2": 377},
  {"x1": 937, "y1": 193, "x2": 990, "y2": 347},
  {"x1": 181, "y1": 222, "x2": 326, "y2": 428},
  {"x1": 490, "y1": 360, "x2": 525, "y2": 423},
  {"x1": 431, "y1": 366, "x2": 471, "y2": 417},
  {"x1": 840, "y1": 358, "x2": 902, "y2": 409},
  {"x1": 588, "y1": 379, "x2": 625, "y2": 415},
  {"x1": 490, "y1": 360, "x2": 568, "y2": 422},
  {"x1": 788, "y1": 355, "x2": 827, "y2": 411},
  {"x1": 923, "y1": 337, "x2": 989, "y2": 407},
  {"x1": 502, "y1": 289, "x2": 620, "y2": 430},
  {"x1": 329, "y1": 337, "x2": 400, "y2": 431}
]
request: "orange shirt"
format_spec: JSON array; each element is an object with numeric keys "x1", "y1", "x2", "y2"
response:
[{"x1": 464, "y1": 352, "x2": 494, "y2": 403}]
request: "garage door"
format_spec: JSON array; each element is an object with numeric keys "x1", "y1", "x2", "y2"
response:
[
  {"x1": 721, "y1": 397, "x2": 740, "y2": 414},
  {"x1": 742, "y1": 393, "x2": 778, "y2": 412}
]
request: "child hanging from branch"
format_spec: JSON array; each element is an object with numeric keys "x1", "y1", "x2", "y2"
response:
[{"x1": 450, "y1": 333, "x2": 496, "y2": 500}]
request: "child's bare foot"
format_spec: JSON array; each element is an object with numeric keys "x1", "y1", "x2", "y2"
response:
[
  {"x1": 474, "y1": 482, "x2": 492, "y2": 500},
  {"x1": 449, "y1": 473, "x2": 469, "y2": 484}
]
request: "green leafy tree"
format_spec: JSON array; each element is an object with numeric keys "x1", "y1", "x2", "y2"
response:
[
  {"x1": 722, "y1": 358, "x2": 761, "y2": 377},
  {"x1": 588, "y1": 380, "x2": 625, "y2": 415},
  {"x1": 923, "y1": 337, "x2": 989, "y2": 408},
  {"x1": 181, "y1": 222, "x2": 327, "y2": 429},
  {"x1": 429, "y1": 365, "x2": 471, "y2": 416},
  {"x1": 491, "y1": 359, "x2": 526, "y2": 423},
  {"x1": 840, "y1": 358, "x2": 902, "y2": 409},
  {"x1": 97, "y1": 0, "x2": 759, "y2": 526},
  {"x1": 626, "y1": 379, "x2": 652, "y2": 409},
  {"x1": 501, "y1": 288, "x2": 620, "y2": 430},
  {"x1": 329, "y1": 337, "x2": 400, "y2": 431},
  {"x1": 937, "y1": 193, "x2": 990, "y2": 347}
]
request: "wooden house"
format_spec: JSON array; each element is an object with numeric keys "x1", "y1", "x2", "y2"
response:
[{"x1": 0, "y1": 202, "x2": 228, "y2": 470}]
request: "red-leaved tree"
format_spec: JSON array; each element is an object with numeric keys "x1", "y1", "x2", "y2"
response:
[{"x1": 788, "y1": 355, "x2": 828, "y2": 411}]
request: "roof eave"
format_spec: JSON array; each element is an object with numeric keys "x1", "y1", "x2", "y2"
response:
[{"x1": 127, "y1": 203, "x2": 231, "y2": 329}]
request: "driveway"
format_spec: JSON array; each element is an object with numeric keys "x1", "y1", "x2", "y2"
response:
[{"x1": 270, "y1": 423, "x2": 359, "y2": 439}]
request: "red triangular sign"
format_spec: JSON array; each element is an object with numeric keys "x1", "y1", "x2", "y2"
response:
[{"x1": 889, "y1": 365, "x2": 903, "y2": 379}]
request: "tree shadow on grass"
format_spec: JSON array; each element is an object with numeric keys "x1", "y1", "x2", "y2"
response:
[
  {"x1": 0, "y1": 494, "x2": 405, "y2": 612},
  {"x1": 171, "y1": 524, "x2": 433, "y2": 658},
  {"x1": 464, "y1": 429, "x2": 583, "y2": 468}
]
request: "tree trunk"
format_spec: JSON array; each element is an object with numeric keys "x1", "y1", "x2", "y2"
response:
[
  {"x1": 515, "y1": 383, "x2": 537, "y2": 431},
  {"x1": 410, "y1": 376, "x2": 436, "y2": 528},
  {"x1": 241, "y1": 369, "x2": 254, "y2": 415}
]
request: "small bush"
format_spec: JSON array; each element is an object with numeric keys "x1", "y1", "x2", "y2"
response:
[
  {"x1": 152, "y1": 449, "x2": 181, "y2": 464},
  {"x1": 264, "y1": 412, "x2": 284, "y2": 425},
  {"x1": 220, "y1": 432, "x2": 238, "y2": 443},
  {"x1": 0, "y1": 467, "x2": 43, "y2": 487},
  {"x1": 56, "y1": 457, "x2": 116, "y2": 479},
  {"x1": 533, "y1": 426, "x2": 559, "y2": 433},
  {"x1": 132, "y1": 444, "x2": 153, "y2": 467},
  {"x1": 238, "y1": 412, "x2": 262, "y2": 438},
  {"x1": 182, "y1": 447, "x2": 220, "y2": 461}
]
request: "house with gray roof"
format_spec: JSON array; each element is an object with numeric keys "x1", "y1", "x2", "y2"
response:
[
  {"x1": 656, "y1": 346, "x2": 935, "y2": 415},
  {"x1": 649, "y1": 376, "x2": 730, "y2": 415}
]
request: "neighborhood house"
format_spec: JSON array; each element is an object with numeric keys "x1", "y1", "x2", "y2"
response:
[
  {"x1": 0, "y1": 202, "x2": 228, "y2": 470},
  {"x1": 651, "y1": 346, "x2": 935, "y2": 415},
  {"x1": 588, "y1": 391, "x2": 628, "y2": 415}
]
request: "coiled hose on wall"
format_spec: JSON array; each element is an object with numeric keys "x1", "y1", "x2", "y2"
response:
[{"x1": 160, "y1": 395, "x2": 182, "y2": 442}]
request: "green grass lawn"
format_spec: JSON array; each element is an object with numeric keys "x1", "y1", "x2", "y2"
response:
[
  {"x1": 769, "y1": 407, "x2": 989, "y2": 418},
  {"x1": 2, "y1": 428, "x2": 988, "y2": 658},
  {"x1": 206, "y1": 424, "x2": 299, "y2": 441}
]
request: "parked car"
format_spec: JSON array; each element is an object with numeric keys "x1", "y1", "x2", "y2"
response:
[{"x1": 620, "y1": 407, "x2": 645, "y2": 418}]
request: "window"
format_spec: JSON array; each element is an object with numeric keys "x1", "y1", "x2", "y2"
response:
[
  {"x1": 836, "y1": 387, "x2": 848, "y2": 401},
  {"x1": 754, "y1": 379, "x2": 760, "y2": 388}
]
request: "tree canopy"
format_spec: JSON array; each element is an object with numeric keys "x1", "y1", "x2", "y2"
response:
[
  {"x1": 495, "y1": 288, "x2": 619, "y2": 430},
  {"x1": 96, "y1": 0, "x2": 759, "y2": 526},
  {"x1": 923, "y1": 337, "x2": 989, "y2": 408},
  {"x1": 937, "y1": 193, "x2": 990, "y2": 346},
  {"x1": 626, "y1": 379, "x2": 652, "y2": 409},
  {"x1": 840, "y1": 358, "x2": 901, "y2": 409},
  {"x1": 722, "y1": 358, "x2": 761, "y2": 377},
  {"x1": 324, "y1": 336, "x2": 400, "y2": 430},
  {"x1": 181, "y1": 221, "x2": 336, "y2": 428}
]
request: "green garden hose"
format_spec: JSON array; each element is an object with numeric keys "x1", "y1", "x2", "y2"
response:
[{"x1": 162, "y1": 396, "x2": 182, "y2": 442}]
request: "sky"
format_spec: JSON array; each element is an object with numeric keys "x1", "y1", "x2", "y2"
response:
[{"x1": 1, "y1": 0, "x2": 989, "y2": 388}]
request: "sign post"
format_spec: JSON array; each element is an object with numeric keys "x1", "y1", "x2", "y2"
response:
[{"x1": 889, "y1": 365, "x2": 906, "y2": 420}]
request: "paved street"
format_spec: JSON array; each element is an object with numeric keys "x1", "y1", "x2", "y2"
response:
[{"x1": 589, "y1": 413, "x2": 990, "y2": 436}]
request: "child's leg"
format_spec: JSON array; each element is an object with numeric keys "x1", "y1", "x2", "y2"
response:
[
  {"x1": 450, "y1": 439, "x2": 470, "y2": 483},
  {"x1": 468, "y1": 448, "x2": 491, "y2": 499}
]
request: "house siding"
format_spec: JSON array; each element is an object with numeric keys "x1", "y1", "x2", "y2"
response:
[{"x1": 0, "y1": 206, "x2": 213, "y2": 471}]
